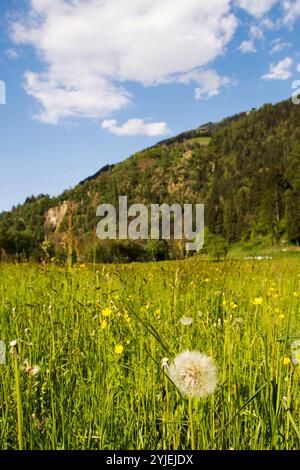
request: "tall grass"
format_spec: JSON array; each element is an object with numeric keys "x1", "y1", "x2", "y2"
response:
[{"x1": 0, "y1": 258, "x2": 299, "y2": 450}]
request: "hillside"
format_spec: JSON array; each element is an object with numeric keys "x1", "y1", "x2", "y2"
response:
[{"x1": 1, "y1": 98, "x2": 300, "y2": 262}]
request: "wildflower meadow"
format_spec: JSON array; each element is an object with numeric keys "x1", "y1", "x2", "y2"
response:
[{"x1": 0, "y1": 258, "x2": 300, "y2": 450}]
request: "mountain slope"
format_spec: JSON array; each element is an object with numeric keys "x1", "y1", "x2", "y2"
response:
[{"x1": 1, "y1": 98, "x2": 300, "y2": 262}]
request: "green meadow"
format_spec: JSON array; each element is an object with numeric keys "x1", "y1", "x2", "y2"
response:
[{"x1": 0, "y1": 258, "x2": 300, "y2": 450}]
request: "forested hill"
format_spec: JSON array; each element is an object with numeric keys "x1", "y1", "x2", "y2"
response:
[{"x1": 1, "y1": 98, "x2": 300, "y2": 262}]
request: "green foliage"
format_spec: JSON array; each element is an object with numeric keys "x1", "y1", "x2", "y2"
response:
[
  {"x1": 0, "y1": 259, "x2": 300, "y2": 449},
  {"x1": 204, "y1": 229, "x2": 229, "y2": 260},
  {"x1": 145, "y1": 240, "x2": 169, "y2": 261},
  {"x1": 1, "y1": 99, "x2": 300, "y2": 262}
]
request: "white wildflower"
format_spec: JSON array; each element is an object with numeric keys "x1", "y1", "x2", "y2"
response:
[
  {"x1": 291, "y1": 351, "x2": 300, "y2": 366},
  {"x1": 180, "y1": 317, "x2": 193, "y2": 326},
  {"x1": 29, "y1": 365, "x2": 41, "y2": 376},
  {"x1": 23, "y1": 360, "x2": 41, "y2": 377},
  {"x1": 291, "y1": 340, "x2": 300, "y2": 351},
  {"x1": 167, "y1": 350, "x2": 218, "y2": 398}
]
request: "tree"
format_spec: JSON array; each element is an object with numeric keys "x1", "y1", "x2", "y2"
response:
[{"x1": 204, "y1": 229, "x2": 229, "y2": 260}]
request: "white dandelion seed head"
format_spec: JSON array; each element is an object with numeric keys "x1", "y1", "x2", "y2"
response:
[
  {"x1": 180, "y1": 317, "x2": 193, "y2": 326},
  {"x1": 10, "y1": 340, "x2": 17, "y2": 348},
  {"x1": 23, "y1": 360, "x2": 41, "y2": 376},
  {"x1": 291, "y1": 340, "x2": 300, "y2": 351},
  {"x1": 167, "y1": 350, "x2": 218, "y2": 398},
  {"x1": 161, "y1": 357, "x2": 169, "y2": 370},
  {"x1": 29, "y1": 365, "x2": 41, "y2": 377},
  {"x1": 291, "y1": 351, "x2": 300, "y2": 366}
]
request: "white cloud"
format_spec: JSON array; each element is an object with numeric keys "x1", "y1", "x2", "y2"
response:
[
  {"x1": 249, "y1": 25, "x2": 264, "y2": 39},
  {"x1": 178, "y1": 69, "x2": 234, "y2": 99},
  {"x1": 4, "y1": 48, "x2": 19, "y2": 59},
  {"x1": 297, "y1": 64, "x2": 300, "y2": 72},
  {"x1": 235, "y1": 0, "x2": 278, "y2": 18},
  {"x1": 11, "y1": 0, "x2": 237, "y2": 124},
  {"x1": 261, "y1": 17, "x2": 278, "y2": 29},
  {"x1": 24, "y1": 71, "x2": 130, "y2": 123},
  {"x1": 101, "y1": 118, "x2": 170, "y2": 137},
  {"x1": 262, "y1": 57, "x2": 293, "y2": 80},
  {"x1": 270, "y1": 38, "x2": 292, "y2": 53},
  {"x1": 283, "y1": 0, "x2": 300, "y2": 24},
  {"x1": 238, "y1": 40, "x2": 257, "y2": 53}
]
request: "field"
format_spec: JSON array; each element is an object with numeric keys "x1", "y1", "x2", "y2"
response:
[{"x1": 0, "y1": 258, "x2": 300, "y2": 450}]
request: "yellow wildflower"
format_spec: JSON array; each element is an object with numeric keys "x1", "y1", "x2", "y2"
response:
[
  {"x1": 278, "y1": 314, "x2": 285, "y2": 320},
  {"x1": 101, "y1": 319, "x2": 108, "y2": 330},
  {"x1": 102, "y1": 307, "x2": 113, "y2": 317},
  {"x1": 252, "y1": 297, "x2": 263, "y2": 306},
  {"x1": 115, "y1": 344, "x2": 124, "y2": 355},
  {"x1": 283, "y1": 357, "x2": 291, "y2": 366},
  {"x1": 124, "y1": 313, "x2": 131, "y2": 324}
]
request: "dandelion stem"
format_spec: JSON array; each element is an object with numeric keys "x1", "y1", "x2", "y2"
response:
[
  {"x1": 188, "y1": 398, "x2": 196, "y2": 449},
  {"x1": 13, "y1": 352, "x2": 23, "y2": 450}
]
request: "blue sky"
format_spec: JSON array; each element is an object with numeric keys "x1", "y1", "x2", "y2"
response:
[{"x1": 0, "y1": 0, "x2": 300, "y2": 212}]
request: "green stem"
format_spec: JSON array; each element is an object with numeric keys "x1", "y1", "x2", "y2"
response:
[
  {"x1": 188, "y1": 398, "x2": 196, "y2": 449},
  {"x1": 162, "y1": 373, "x2": 169, "y2": 450},
  {"x1": 13, "y1": 353, "x2": 23, "y2": 450}
]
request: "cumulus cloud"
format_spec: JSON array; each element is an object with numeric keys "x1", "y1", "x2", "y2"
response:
[
  {"x1": 262, "y1": 57, "x2": 293, "y2": 80},
  {"x1": 238, "y1": 40, "x2": 257, "y2": 53},
  {"x1": 297, "y1": 64, "x2": 300, "y2": 72},
  {"x1": 11, "y1": 0, "x2": 237, "y2": 124},
  {"x1": 179, "y1": 69, "x2": 234, "y2": 99},
  {"x1": 270, "y1": 38, "x2": 292, "y2": 53},
  {"x1": 101, "y1": 118, "x2": 170, "y2": 137},
  {"x1": 249, "y1": 25, "x2": 264, "y2": 39},
  {"x1": 283, "y1": 0, "x2": 300, "y2": 24},
  {"x1": 235, "y1": 0, "x2": 278, "y2": 18},
  {"x1": 4, "y1": 48, "x2": 19, "y2": 59}
]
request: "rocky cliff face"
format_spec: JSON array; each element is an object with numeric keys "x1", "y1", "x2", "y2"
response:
[{"x1": 45, "y1": 201, "x2": 69, "y2": 232}]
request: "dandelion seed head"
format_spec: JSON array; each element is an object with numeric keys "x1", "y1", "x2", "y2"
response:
[
  {"x1": 161, "y1": 357, "x2": 169, "y2": 370},
  {"x1": 180, "y1": 317, "x2": 193, "y2": 326},
  {"x1": 29, "y1": 365, "x2": 41, "y2": 376},
  {"x1": 291, "y1": 351, "x2": 300, "y2": 366},
  {"x1": 167, "y1": 351, "x2": 218, "y2": 398},
  {"x1": 23, "y1": 360, "x2": 40, "y2": 376},
  {"x1": 10, "y1": 340, "x2": 17, "y2": 348},
  {"x1": 291, "y1": 340, "x2": 300, "y2": 351}
]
